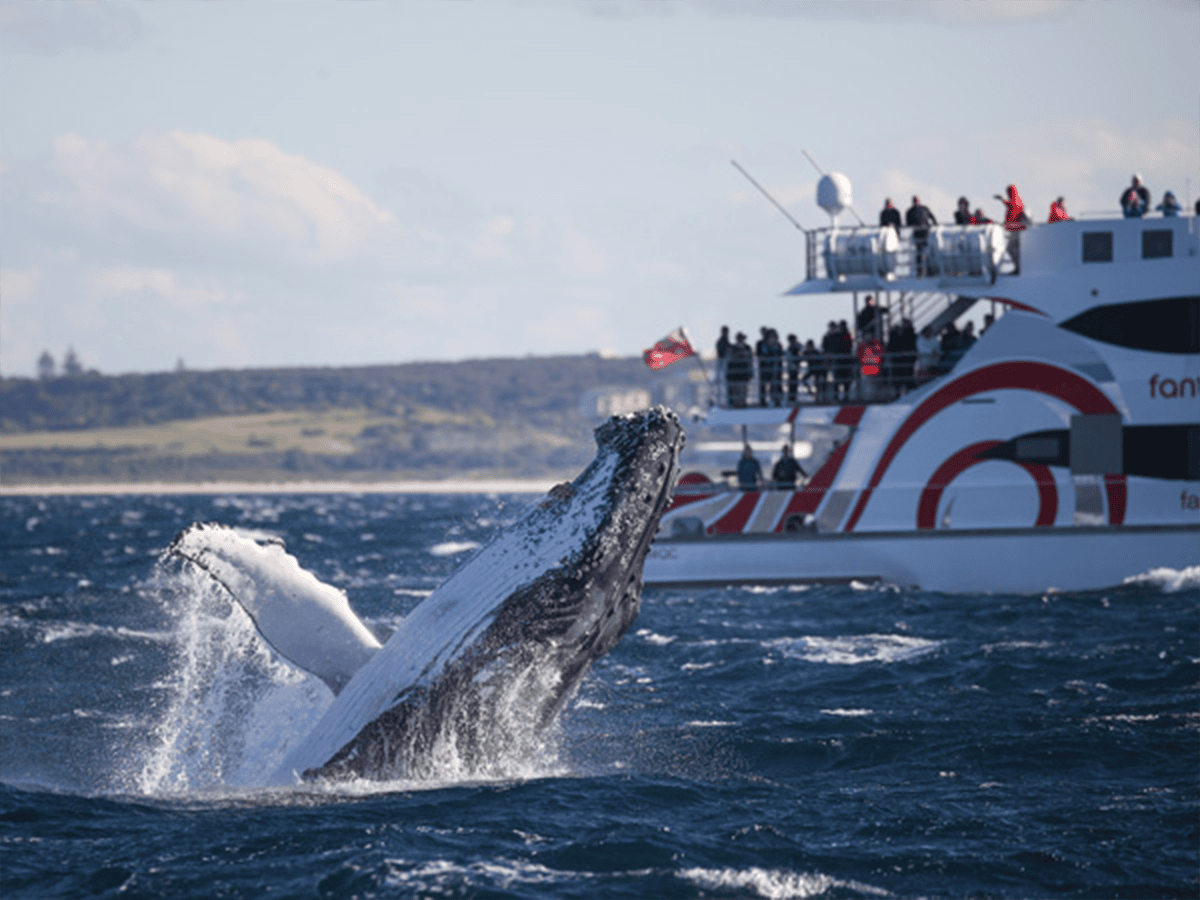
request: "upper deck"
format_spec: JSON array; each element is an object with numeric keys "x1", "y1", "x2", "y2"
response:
[{"x1": 788, "y1": 214, "x2": 1199, "y2": 322}]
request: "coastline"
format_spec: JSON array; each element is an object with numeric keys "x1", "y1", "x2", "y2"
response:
[{"x1": 0, "y1": 479, "x2": 561, "y2": 497}]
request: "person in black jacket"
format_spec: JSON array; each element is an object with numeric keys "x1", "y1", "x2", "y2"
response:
[
  {"x1": 879, "y1": 198, "x2": 901, "y2": 233},
  {"x1": 772, "y1": 444, "x2": 806, "y2": 489},
  {"x1": 906, "y1": 195, "x2": 937, "y2": 275}
]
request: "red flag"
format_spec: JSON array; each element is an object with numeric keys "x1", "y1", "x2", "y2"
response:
[{"x1": 643, "y1": 327, "x2": 696, "y2": 370}]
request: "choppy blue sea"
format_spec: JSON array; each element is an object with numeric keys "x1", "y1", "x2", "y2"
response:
[{"x1": 1, "y1": 492, "x2": 1197, "y2": 899}]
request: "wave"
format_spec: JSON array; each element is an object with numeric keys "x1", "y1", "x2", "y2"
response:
[
  {"x1": 427, "y1": 540, "x2": 481, "y2": 557},
  {"x1": 765, "y1": 634, "x2": 943, "y2": 665},
  {"x1": 679, "y1": 866, "x2": 890, "y2": 899},
  {"x1": 1122, "y1": 565, "x2": 1200, "y2": 593}
]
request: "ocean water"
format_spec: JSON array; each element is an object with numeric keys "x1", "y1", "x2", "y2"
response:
[{"x1": 1, "y1": 491, "x2": 1197, "y2": 899}]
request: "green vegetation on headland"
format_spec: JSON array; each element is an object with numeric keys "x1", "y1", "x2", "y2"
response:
[{"x1": 0, "y1": 356, "x2": 706, "y2": 487}]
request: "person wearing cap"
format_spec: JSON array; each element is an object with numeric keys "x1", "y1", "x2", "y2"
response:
[
  {"x1": 1120, "y1": 174, "x2": 1150, "y2": 218},
  {"x1": 1048, "y1": 197, "x2": 1070, "y2": 222},
  {"x1": 1156, "y1": 191, "x2": 1181, "y2": 217}
]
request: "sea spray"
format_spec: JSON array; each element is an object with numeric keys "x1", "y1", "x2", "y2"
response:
[
  {"x1": 133, "y1": 559, "x2": 330, "y2": 795},
  {"x1": 133, "y1": 552, "x2": 569, "y2": 793}
]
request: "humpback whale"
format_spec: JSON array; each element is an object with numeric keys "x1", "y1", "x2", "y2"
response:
[{"x1": 168, "y1": 406, "x2": 683, "y2": 782}]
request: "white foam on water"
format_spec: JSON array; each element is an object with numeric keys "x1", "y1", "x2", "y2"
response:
[
  {"x1": 1123, "y1": 565, "x2": 1200, "y2": 593},
  {"x1": 679, "y1": 866, "x2": 891, "y2": 899},
  {"x1": 428, "y1": 540, "x2": 481, "y2": 557},
  {"x1": 126, "y1": 551, "x2": 574, "y2": 797},
  {"x1": 766, "y1": 634, "x2": 943, "y2": 666}
]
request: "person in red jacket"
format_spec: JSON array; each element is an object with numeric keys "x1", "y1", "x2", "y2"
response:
[
  {"x1": 994, "y1": 184, "x2": 1026, "y2": 272},
  {"x1": 1048, "y1": 196, "x2": 1070, "y2": 222},
  {"x1": 994, "y1": 184, "x2": 1026, "y2": 231}
]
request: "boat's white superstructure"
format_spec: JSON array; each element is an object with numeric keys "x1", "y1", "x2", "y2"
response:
[{"x1": 646, "y1": 209, "x2": 1199, "y2": 592}]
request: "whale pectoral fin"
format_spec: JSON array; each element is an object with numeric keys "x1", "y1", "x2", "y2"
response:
[{"x1": 168, "y1": 523, "x2": 382, "y2": 695}]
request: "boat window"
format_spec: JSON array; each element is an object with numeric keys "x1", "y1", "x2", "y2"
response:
[
  {"x1": 1070, "y1": 414, "x2": 1122, "y2": 476},
  {"x1": 1060, "y1": 296, "x2": 1200, "y2": 354},
  {"x1": 1142, "y1": 229, "x2": 1173, "y2": 259},
  {"x1": 1015, "y1": 436, "x2": 1061, "y2": 461},
  {"x1": 1082, "y1": 231, "x2": 1113, "y2": 263}
]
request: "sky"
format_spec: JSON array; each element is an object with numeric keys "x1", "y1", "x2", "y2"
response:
[{"x1": 1, "y1": 0, "x2": 1197, "y2": 378}]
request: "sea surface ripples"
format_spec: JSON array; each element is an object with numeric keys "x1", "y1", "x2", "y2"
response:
[{"x1": 2, "y1": 493, "x2": 1197, "y2": 898}]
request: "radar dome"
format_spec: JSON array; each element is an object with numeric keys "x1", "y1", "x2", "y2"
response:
[{"x1": 816, "y1": 173, "x2": 853, "y2": 217}]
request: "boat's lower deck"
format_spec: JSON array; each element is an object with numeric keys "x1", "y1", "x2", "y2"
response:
[{"x1": 645, "y1": 523, "x2": 1200, "y2": 593}]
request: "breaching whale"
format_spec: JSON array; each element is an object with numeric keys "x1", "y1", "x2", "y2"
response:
[{"x1": 168, "y1": 406, "x2": 683, "y2": 782}]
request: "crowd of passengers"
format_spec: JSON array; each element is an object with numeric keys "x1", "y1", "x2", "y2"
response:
[
  {"x1": 714, "y1": 174, "x2": 1194, "y2": 409},
  {"x1": 715, "y1": 299, "x2": 995, "y2": 408}
]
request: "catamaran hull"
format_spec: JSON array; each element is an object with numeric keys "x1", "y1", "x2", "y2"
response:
[{"x1": 646, "y1": 525, "x2": 1199, "y2": 594}]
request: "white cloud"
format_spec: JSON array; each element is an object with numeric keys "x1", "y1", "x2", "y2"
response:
[
  {"x1": 90, "y1": 267, "x2": 245, "y2": 311},
  {"x1": 39, "y1": 131, "x2": 399, "y2": 267},
  {"x1": 0, "y1": 267, "x2": 41, "y2": 303}
]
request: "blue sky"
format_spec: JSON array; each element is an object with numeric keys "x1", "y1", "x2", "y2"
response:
[{"x1": 2, "y1": 0, "x2": 1196, "y2": 377}]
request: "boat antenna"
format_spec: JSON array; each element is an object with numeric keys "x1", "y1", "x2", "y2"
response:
[
  {"x1": 801, "y1": 149, "x2": 866, "y2": 226},
  {"x1": 731, "y1": 160, "x2": 809, "y2": 234}
]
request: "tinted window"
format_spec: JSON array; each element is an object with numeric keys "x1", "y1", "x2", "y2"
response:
[
  {"x1": 1061, "y1": 296, "x2": 1200, "y2": 354},
  {"x1": 1082, "y1": 231, "x2": 1113, "y2": 263},
  {"x1": 1142, "y1": 229, "x2": 1173, "y2": 259}
]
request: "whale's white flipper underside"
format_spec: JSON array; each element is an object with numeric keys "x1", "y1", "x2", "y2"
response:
[{"x1": 169, "y1": 524, "x2": 382, "y2": 694}]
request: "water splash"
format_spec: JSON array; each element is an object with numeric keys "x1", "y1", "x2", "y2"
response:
[
  {"x1": 126, "y1": 554, "x2": 570, "y2": 796},
  {"x1": 130, "y1": 560, "x2": 331, "y2": 795}
]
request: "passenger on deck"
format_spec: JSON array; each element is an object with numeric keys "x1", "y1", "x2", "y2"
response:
[
  {"x1": 937, "y1": 322, "x2": 962, "y2": 374},
  {"x1": 995, "y1": 184, "x2": 1026, "y2": 230},
  {"x1": 802, "y1": 338, "x2": 823, "y2": 398},
  {"x1": 1120, "y1": 174, "x2": 1150, "y2": 218},
  {"x1": 1156, "y1": 191, "x2": 1181, "y2": 217},
  {"x1": 972, "y1": 208, "x2": 992, "y2": 225},
  {"x1": 879, "y1": 198, "x2": 902, "y2": 233},
  {"x1": 785, "y1": 334, "x2": 802, "y2": 404},
  {"x1": 916, "y1": 325, "x2": 939, "y2": 382},
  {"x1": 737, "y1": 444, "x2": 763, "y2": 490},
  {"x1": 856, "y1": 295, "x2": 879, "y2": 341},
  {"x1": 764, "y1": 329, "x2": 785, "y2": 407},
  {"x1": 727, "y1": 332, "x2": 753, "y2": 407},
  {"x1": 954, "y1": 196, "x2": 972, "y2": 225},
  {"x1": 886, "y1": 317, "x2": 918, "y2": 390},
  {"x1": 1048, "y1": 197, "x2": 1071, "y2": 222},
  {"x1": 819, "y1": 321, "x2": 840, "y2": 403},
  {"x1": 981, "y1": 312, "x2": 995, "y2": 334},
  {"x1": 772, "y1": 444, "x2": 806, "y2": 489},
  {"x1": 755, "y1": 327, "x2": 770, "y2": 406},
  {"x1": 994, "y1": 184, "x2": 1026, "y2": 272},
  {"x1": 906, "y1": 196, "x2": 937, "y2": 276},
  {"x1": 834, "y1": 320, "x2": 854, "y2": 401},
  {"x1": 715, "y1": 325, "x2": 731, "y2": 399}
]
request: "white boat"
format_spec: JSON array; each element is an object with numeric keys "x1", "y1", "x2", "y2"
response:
[{"x1": 645, "y1": 190, "x2": 1199, "y2": 593}]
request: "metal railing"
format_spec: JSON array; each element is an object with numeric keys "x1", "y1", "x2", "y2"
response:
[
  {"x1": 711, "y1": 350, "x2": 943, "y2": 410},
  {"x1": 804, "y1": 223, "x2": 1018, "y2": 285}
]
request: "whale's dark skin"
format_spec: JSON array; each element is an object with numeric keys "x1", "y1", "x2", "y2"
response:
[{"x1": 311, "y1": 406, "x2": 684, "y2": 780}]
